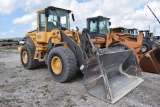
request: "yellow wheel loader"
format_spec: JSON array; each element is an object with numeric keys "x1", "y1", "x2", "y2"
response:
[
  {"x1": 86, "y1": 16, "x2": 160, "y2": 74},
  {"x1": 18, "y1": 6, "x2": 143, "y2": 103}
]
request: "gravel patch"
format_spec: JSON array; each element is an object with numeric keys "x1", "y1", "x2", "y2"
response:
[{"x1": 0, "y1": 49, "x2": 160, "y2": 107}]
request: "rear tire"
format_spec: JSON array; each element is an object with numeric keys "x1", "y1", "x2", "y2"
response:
[
  {"x1": 47, "y1": 47, "x2": 78, "y2": 83},
  {"x1": 20, "y1": 44, "x2": 38, "y2": 70},
  {"x1": 141, "y1": 42, "x2": 150, "y2": 53}
]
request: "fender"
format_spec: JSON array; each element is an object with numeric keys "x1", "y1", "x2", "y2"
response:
[{"x1": 26, "y1": 36, "x2": 35, "y2": 48}]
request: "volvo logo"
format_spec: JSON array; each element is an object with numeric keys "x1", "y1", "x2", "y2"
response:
[{"x1": 37, "y1": 35, "x2": 41, "y2": 39}]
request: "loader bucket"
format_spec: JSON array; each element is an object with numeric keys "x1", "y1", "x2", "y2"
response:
[
  {"x1": 83, "y1": 50, "x2": 143, "y2": 103},
  {"x1": 140, "y1": 48, "x2": 160, "y2": 74}
]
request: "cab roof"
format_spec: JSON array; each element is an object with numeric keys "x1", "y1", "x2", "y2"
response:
[
  {"x1": 127, "y1": 28, "x2": 138, "y2": 30},
  {"x1": 110, "y1": 27, "x2": 126, "y2": 30},
  {"x1": 37, "y1": 6, "x2": 72, "y2": 13},
  {"x1": 139, "y1": 30, "x2": 150, "y2": 32},
  {"x1": 87, "y1": 16, "x2": 110, "y2": 21}
]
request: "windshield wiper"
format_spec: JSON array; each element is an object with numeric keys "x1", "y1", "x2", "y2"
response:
[
  {"x1": 52, "y1": 10, "x2": 67, "y2": 30},
  {"x1": 52, "y1": 19, "x2": 67, "y2": 30}
]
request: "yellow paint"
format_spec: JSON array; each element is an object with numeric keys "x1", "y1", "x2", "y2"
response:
[
  {"x1": 51, "y1": 56, "x2": 62, "y2": 74},
  {"x1": 17, "y1": 46, "x2": 22, "y2": 53},
  {"x1": 22, "y1": 51, "x2": 28, "y2": 64}
]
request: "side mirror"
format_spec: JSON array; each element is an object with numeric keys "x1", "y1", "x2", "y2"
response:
[
  {"x1": 45, "y1": 8, "x2": 49, "y2": 17},
  {"x1": 76, "y1": 26, "x2": 79, "y2": 31},
  {"x1": 72, "y1": 14, "x2": 75, "y2": 21},
  {"x1": 109, "y1": 22, "x2": 111, "y2": 26}
]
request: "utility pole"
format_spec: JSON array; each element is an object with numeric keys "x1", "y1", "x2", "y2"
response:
[{"x1": 147, "y1": 5, "x2": 160, "y2": 24}]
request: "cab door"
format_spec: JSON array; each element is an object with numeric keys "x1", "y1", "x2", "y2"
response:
[{"x1": 36, "y1": 11, "x2": 47, "y2": 43}]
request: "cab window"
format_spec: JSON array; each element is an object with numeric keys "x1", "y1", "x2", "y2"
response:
[
  {"x1": 39, "y1": 12, "x2": 45, "y2": 31},
  {"x1": 89, "y1": 20, "x2": 97, "y2": 33},
  {"x1": 98, "y1": 19, "x2": 110, "y2": 34}
]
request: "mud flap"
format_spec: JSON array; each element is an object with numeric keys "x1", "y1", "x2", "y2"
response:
[
  {"x1": 140, "y1": 48, "x2": 160, "y2": 74},
  {"x1": 83, "y1": 50, "x2": 143, "y2": 103}
]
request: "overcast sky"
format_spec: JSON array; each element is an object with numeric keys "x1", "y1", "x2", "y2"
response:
[{"x1": 0, "y1": 0, "x2": 160, "y2": 38}]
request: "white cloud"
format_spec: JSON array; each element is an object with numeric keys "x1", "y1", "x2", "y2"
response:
[
  {"x1": 24, "y1": 0, "x2": 52, "y2": 14},
  {"x1": 116, "y1": 0, "x2": 160, "y2": 35},
  {"x1": 9, "y1": 30, "x2": 15, "y2": 33},
  {"x1": 2, "y1": 0, "x2": 160, "y2": 38},
  {"x1": 0, "y1": 0, "x2": 24, "y2": 15},
  {"x1": 0, "y1": 32, "x2": 7, "y2": 35},
  {"x1": 13, "y1": 13, "x2": 36, "y2": 25}
]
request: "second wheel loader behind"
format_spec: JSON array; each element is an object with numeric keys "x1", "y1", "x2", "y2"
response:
[{"x1": 86, "y1": 15, "x2": 160, "y2": 74}]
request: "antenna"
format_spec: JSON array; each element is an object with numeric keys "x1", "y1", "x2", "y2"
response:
[
  {"x1": 153, "y1": 26, "x2": 156, "y2": 36},
  {"x1": 147, "y1": 5, "x2": 160, "y2": 24}
]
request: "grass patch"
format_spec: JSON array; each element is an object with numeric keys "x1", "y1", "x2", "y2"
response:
[
  {"x1": 19, "y1": 70, "x2": 23, "y2": 72},
  {"x1": 0, "y1": 85, "x2": 5, "y2": 89},
  {"x1": 10, "y1": 75, "x2": 16, "y2": 78},
  {"x1": 45, "y1": 77, "x2": 51, "y2": 82},
  {"x1": 24, "y1": 78, "x2": 36, "y2": 84},
  {"x1": 66, "y1": 99, "x2": 76, "y2": 107},
  {"x1": 64, "y1": 92, "x2": 70, "y2": 96},
  {"x1": 79, "y1": 95, "x2": 87, "y2": 101},
  {"x1": 0, "y1": 98, "x2": 10, "y2": 104},
  {"x1": 40, "y1": 85, "x2": 50, "y2": 96},
  {"x1": 4, "y1": 88, "x2": 16, "y2": 93},
  {"x1": 15, "y1": 66, "x2": 22, "y2": 68}
]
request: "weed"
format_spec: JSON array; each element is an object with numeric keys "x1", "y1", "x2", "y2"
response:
[{"x1": 79, "y1": 95, "x2": 87, "y2": 101}]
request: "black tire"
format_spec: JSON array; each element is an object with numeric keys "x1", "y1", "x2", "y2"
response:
[
  {"x1": 141, "y1": 42, "x2": 150, "y2": 54},
  {"x1": 47, "y1": 47, "x2": 78, "y2": 83},
  {"x1": 20, "y1": 44, "x2": 38, "y2": 70}
]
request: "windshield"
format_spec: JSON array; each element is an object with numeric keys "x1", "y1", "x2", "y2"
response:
[
  {"x1": 98, "y1": 19, "x2": 110, "y2": 34},
  {"x1": 134, "y1": 30, "x2": 139, "y2": 35},
  {"x1": 124, "y1": 29, "x2": 138, "y2": 37},
  {"x1": 131, "y1": 30, "x2": 139, "y2": 37},
  {"x1": 48, "y1": 9, "x2": 70, "y2": 31},
  {"x1": 142, "y1": 31, "x2": 150, "y2": 37},
  {"x1": 124, "y1": 29, "x2": 129, "y2": 33}
]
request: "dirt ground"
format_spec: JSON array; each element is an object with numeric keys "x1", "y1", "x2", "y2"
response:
[{"x1": 0, "y1": 48, "x2": 160, "y2": 107}]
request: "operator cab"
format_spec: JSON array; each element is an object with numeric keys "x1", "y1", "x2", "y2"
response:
[
  {"x1": 124, "y1": 28, "x2": 139, "y2": 38},
  {"x1": 139, "y1": 30, "x2": 153, "y2": 49},
  {"x1": 87, "y1": 16, "x2": 111, "y2": 39},
  {"x1": 139, "y1": 30, "x2": 150, "y2": 38},
  {"x1": 37, "y1": 6, "x2": 73, "y2": 32},
  {"x1": 35, "y1": 6, "x2": 75, "y2": 43},
  {"x1": 149, "y1": 33, "x2": 153, "y2": 37}
]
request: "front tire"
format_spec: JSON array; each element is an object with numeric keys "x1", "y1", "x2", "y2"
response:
[
  {"x1": 47, "y1": 47, "x2": 78, "y2": 83},
  {"x1": 20, "y1": 44, "x2": 38, "y2": 70}
]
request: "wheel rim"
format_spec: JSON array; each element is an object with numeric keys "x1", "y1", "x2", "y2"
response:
[
  {"x1": 22, "y1": 51, "x2": 28, "y2": 64},
  {"x1": 141, "y1": 46, "x2": 147, "y2": 53},
  {"x1": 51, "y1": 56, "x2": 62, "y2": 75}
]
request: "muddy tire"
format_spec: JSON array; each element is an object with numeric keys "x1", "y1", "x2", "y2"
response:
[
  {"x1": 47, "y1": 47, "x2": 78, "y2": 83},
  {"x1": 141, "y1": 42, "x2": 150, "y2": 54},
  {"x1": 20, "y1": 44, "x2": 38, "y2": 70}
]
